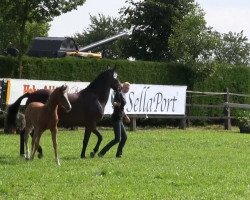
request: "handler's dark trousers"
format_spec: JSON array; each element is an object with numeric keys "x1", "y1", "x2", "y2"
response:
[{"x1": 99, "y1": 120, "x2": 127, "y2": 157}]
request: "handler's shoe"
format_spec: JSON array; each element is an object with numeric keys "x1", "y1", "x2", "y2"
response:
[
  {"x1": 90, "y1": 151, "x2": 95, "y2": 158},
  {"x1": 116, "y1": 153, "x2": 122, "y2": 158}
]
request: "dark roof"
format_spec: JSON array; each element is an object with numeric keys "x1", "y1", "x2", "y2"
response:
[{"x1": 28, "y1": 37, "x2": 78, "y2": 58}]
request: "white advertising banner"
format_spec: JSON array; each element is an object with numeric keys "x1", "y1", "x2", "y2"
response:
[
  {"x1": 7, "y1": 79, "x2": 89, "y2": 103},
  {"x1": 7, "y1": 79, "x2": 187, "y2": 115},
  {"x1": 125, "y1": 84, "x2": 187, "y2": 115}
]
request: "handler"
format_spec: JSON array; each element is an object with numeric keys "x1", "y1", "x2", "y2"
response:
[{"x1": 98, "y1": 82, "x2": 130, "y2": 158}]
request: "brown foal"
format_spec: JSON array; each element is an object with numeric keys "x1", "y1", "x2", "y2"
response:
[{"x1": 24, "y1": 85, "x2": 71, "y2": 165}]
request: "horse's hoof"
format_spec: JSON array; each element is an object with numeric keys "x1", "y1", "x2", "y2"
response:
[
  {"x1": 90, "y1": 152, "x2": 95, "y2": 158},
  {"x1": 80, "y1": 154, "x2": 86, "y2": 159},
  {"x1": 97, "y1": 152, "x2": 104, "y2": 158},
  {"x1": 56, "y1": 160, "x2": 61, "y2": 166},
  {"x1": 38, "y1": 153, "x2": 43, "y2": 159}
]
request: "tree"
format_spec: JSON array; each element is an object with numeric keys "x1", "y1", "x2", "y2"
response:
[
  {"x1": 0, "y1": 19, "x2": 50, "y2": 54},
  {"x1": 169, "y1": 4, "x2": 217, "y2": 65},
  {"x1": 74, "y1": 14, "x2": 126, "y2": 59},
  {"x1": 120, "y1": 0, "x2": 195, "y2": 61},
  {"x1": 0, "y1": 17, "x2": 17, "y2": 53},
  {"x1": 0, "y1": 0, "x2": 86, "y2": 78},
  {"x1": 168, "y1": 3, "x2": 250, "y2": 84},
  {"x1": 213, "y1": 31, "x2": 250, "y2": 66}
]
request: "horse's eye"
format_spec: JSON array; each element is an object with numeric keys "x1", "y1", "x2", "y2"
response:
[{"x1": 113, "y1": 72, "x2": 117, "y2": 79}]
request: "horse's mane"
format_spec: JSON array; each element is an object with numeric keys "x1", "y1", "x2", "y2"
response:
[{"x1": 83, "y1": 69, "x2": 113, "y2": 92}]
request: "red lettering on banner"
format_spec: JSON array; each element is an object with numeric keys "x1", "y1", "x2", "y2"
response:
[
  {"x1": 44, "y1": 85, "x2": 56, "y2": 91},
  {"x1": 23, "y1": 85, "x2": 37, "y2": 93},
  {"x1": 23, "y1": 85, "x2": 29, "y2": 93}
]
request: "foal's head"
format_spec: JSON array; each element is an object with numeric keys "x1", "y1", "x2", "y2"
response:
[{"x1": 50, "y1": 85, "x2": 72, "y2": 112}]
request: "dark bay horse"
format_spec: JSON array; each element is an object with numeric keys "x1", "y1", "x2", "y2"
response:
[
  {"x1": 24, "y1": 85, "x2": 71, "y2": 165},
  {"x1": 5, "y1": 68, "x2": 120, "y2": 158}
]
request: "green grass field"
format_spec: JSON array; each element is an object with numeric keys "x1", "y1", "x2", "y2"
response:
[{"x1": 0, "y1": 127, "x2": 249, "y2": 200}]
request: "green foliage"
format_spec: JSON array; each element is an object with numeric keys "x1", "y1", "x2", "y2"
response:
[
  {"x1": 0, "y1": 56, "x2": 249, "y2": 123},
  {"x1": 0, "y1": 0, "x2": 86, "y2": 77},
  {"x1": 0, "y1": 0, "x2": 86, "y2": 23},
  {"x1": 121, "y1": 0, "x2": 195, "y2": 61},
  {"x1": 0, "y1": 129, "x2": 249, "y2": 199},
  {"x1": 0, "y1": 56, "x2": 194, "y2": 86},
  {"x1": 169, "y1": 4, "x2": 217, "y2": 65},
  {"x1": 235, "y1": 110, "x2": 250, "y2": 128},
  {"x1": 213, "y1": 31, "x2": 250, "y2": 66},
  {"x1": 0, "y1": 17, "x2": 17, "y2": 53},
  {"x1": 0, "y1": 19, "x2": 50, "y2": 54},
  {"x1": 0, "y1": 56, "x2": 19, "y2": 77},
  {"x1": 191, "y1": 64, "x2": 250, "y2": 118}
]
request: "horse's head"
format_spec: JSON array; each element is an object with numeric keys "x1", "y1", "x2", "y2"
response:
[
  {"x1": 84, "y1": 67, "x2": 121, "y2": 105},
  {"x1": 110, "y1": 68, "x2": 121, "y2": 92},
  {"x1": 54, "y1": 85, "x2": 72, "y2": 113}
]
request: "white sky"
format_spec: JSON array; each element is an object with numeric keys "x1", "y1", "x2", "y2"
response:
[{"x1": 48, "y1": 0, "x2": 250, "y2": 40}]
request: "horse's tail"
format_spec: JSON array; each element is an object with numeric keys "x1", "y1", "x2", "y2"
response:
[{"x1": 5, "y1": 93, "x2": 31, "y2": 133}]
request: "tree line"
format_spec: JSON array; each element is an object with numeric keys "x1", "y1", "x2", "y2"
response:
[{"x1": 0, "y1": 0, "x2": 249, "y2": 78}]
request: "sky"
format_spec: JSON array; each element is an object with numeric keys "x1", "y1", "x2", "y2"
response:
[{"x1": 48, "y1": 0, "x2": 250, "y2": 40}]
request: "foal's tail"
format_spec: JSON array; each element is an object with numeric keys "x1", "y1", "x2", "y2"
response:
[{"x1": 5, "y1": 93, "x2": 31, "y2": 133}]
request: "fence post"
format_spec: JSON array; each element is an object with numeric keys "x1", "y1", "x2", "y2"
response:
[
  {"x1": 186, "y1": 92, "x2": 192, "y2": 127},
  {"x1": 224, "y1": 88, "x2": 231, "y2": 130},
  {"x1": 0, "y1": 80, "x2": 3, "y2": 111},
  {"x1": 179, "y1": 116, "x2": 187, "y2": 129},
  {"x1": 130, "y1": 117, "x2": 136, "y2": 131}
]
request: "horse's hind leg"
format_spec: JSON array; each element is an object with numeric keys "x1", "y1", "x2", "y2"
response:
[
  {"x1": 51, "y1": 128, "x2": 60, "y2": 166},
  {"x1": 81, "y1": 128, "x2": 91, "y2": 158},
  {"x1": 30, "y1": 129, "x2": 42, "y2": 160},
  {"x1": 24, "y1": 128, "x2": 32, "y2": 160},
  {"x1": 30, "y1": 130, "x2": 43, "y2": 159},
  {"x1": 20, "y1": 128, "x2": 25, "y2": 157},
  {"x1": 90, "y1": 129, "x2": 103, "y2": 158}
]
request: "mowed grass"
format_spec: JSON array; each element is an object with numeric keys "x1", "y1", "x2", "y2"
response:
[{"x1": 0, "y1": 127, "x2": 249, "y2": 200}]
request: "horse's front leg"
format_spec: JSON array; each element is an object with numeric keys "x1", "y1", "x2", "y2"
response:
[
  {"x1": 51, "y1": 127, "x2": 60, "y2": 166},
  {"x1": 90, "y1": 129, "x2": 103, "y2": 158},
  {"x1": 81, "y1": 128, "x2": 91, "y2": 158}
]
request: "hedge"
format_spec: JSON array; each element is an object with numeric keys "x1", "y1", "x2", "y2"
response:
[
  {"x1": 0, "y1": 56, "x2": 249, "y2": 126},
  {"x1": 0, "y1": 56, "x2": 196, "y2": 85}
]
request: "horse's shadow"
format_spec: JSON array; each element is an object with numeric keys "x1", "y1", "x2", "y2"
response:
[
  {"x1": 61, "y1": 155, "x2": 79, "y2": 161},
  {"x1": 0, "y1": 155, "x2": 21, "y2": 166}
]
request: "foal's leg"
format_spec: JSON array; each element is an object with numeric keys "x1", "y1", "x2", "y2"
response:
[
  {"x1": 51, "y1": 127, "x2": 60, "y2": 166},
  {"x1": 30, "y1": 129, "x2": 42, "y2": 160},
  {"x1": 81, "y1": 128, "x2": 91, "y2": 158},
  {"x1": 90, "y1": 129, "x2": 103, "y2": 158},
  {"x1": 30, "y1": 130, "x2": 43, "y2": 159}
]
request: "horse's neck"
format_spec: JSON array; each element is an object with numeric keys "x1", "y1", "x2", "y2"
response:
[{"x1": 86, "y1": 82, "x2": 110, "y2": 105}]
